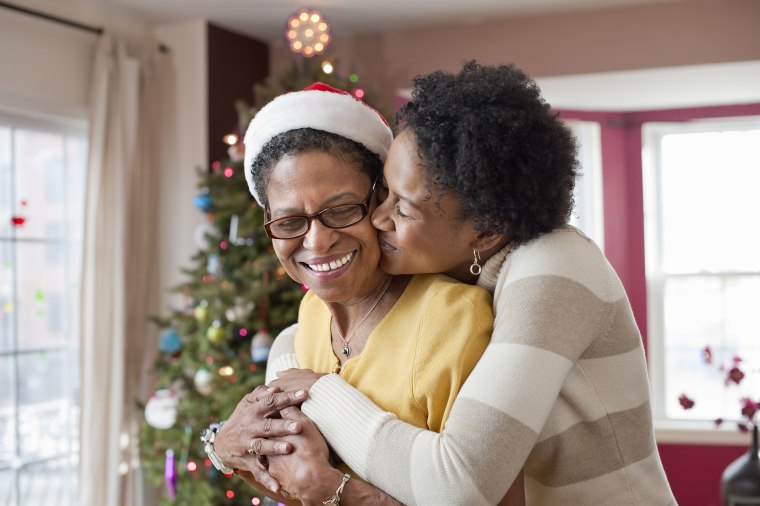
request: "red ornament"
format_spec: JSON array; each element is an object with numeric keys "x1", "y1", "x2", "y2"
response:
[{"x1": 10, "y1": 216, "x2": 25, "y2": 227}]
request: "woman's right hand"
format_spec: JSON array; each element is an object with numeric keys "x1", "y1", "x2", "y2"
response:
[{"x1": 214, "y1": 384, "x2": 307, "y2": 493}]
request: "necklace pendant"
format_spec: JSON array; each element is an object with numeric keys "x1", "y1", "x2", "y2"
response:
[{"x1": 342, "y1": 344, "x2": 350, "y2": 358}]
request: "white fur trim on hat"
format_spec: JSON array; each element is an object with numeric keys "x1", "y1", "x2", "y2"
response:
[{"x1": 243, "y1": 83, "x2": 393, "y2": 205}]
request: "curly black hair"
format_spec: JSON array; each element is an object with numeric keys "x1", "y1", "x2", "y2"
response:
[
  {"x1": 249, "y1": 128, "x2": 383, "y2": 208},
  {"x1": 397, "y1": 61, "x2": 579, "y2": 246}
]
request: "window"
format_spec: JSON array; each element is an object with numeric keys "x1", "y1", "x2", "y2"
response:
[
  {"x1": 0, "y1": 112, "x2": 86, "y2": 506},
  {"x1": 643, "y1": 117, "x2": 760, "y2": 428},
  {"x1": 565, "y1": 119, "x2": 605, "y2": 249}
]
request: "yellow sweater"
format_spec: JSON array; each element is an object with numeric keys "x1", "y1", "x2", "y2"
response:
[{"x1": 294, "y1": 273, "x2": 492, "y2": 432}]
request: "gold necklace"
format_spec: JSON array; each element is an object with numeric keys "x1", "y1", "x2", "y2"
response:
[{"x1": 332, "y1": 276, "x2": 393, "y2": 358}]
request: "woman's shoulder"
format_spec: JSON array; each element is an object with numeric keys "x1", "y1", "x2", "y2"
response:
[
  {"x1": 498, "y1": 225, "x2": 625, "y2": 303},
  {"x1": 408, "y1": 273, "x2": 491, "y2": 301}
]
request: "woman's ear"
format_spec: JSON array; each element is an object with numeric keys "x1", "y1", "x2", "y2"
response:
[{"x1": 472, "y1": 231, "x2": 510, "y2": 253}]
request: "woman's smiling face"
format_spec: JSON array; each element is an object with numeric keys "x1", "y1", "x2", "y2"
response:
[
  {"x1": 371, "y1": 129, "x2": 480, "y2": 283},
  {"x1": 265, "y1": 150, "x2": 384, "y2": 302}
]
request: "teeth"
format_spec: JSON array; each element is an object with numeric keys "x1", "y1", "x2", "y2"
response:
[{"x1": 308, "y1": 252, "x2": 353, "y2": 272}]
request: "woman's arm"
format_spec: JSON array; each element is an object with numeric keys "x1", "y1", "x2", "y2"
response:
[{"x1": 298, "y1": 239, "x2": 609, "y2": 505}]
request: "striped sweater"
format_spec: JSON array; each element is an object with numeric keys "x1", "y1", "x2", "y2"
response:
[{"x1": 266, "y1": 226, "x2": 676, "y2": 505}]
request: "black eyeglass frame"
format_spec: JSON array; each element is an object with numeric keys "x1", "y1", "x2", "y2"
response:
[{"x1": 264, "y1": 177, "x2": 378, "y2": 240}]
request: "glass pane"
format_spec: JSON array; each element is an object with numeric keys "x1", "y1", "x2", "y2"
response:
[
  {"x1": 663, "y1": 275, "x2": 760, "y2": 421},
  {"x1": 0, "y1": 240, "x2": 14, "y2": 353},
  {"x1": 0, "y1": 124, "x2": 11, "y2": 239},
  {"x1": 15, "y1": 242, "x2": 67, "y2": 350},
  {"x1": 13, "y1": 128, "x2": 67, "y2": 241},
  {"x1": 17, "y1": 351, "x2": 76, "y2": 461},
  {"x1": 65, "y1": 136, "x2": 87, "y2": 242},
  {"x1": 0, "y1": 468, "x2": 17, "y2": 506},
  {"x1": 660, "y1": 129, "x2": 760, "y2": 273},
  {"x1": 19, "y1": 457, "x2": 75, "y2": 506},
  {"x1": 0, "y1": 355, "x2": 16, "y2": 466}
]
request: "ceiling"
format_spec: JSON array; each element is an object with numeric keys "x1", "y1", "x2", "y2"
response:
[{"x1": 87, "y1": 0, "x2": 681, "y2": 42}]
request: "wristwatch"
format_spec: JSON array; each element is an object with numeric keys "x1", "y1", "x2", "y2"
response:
[
  {"x1": 200, "y1": 422, "x2": 234, "y2": 475},
  {"x1": 323, "y1": 473, "x2": 351, "y2": 505}
]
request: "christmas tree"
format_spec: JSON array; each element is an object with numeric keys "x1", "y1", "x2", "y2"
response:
[{"x1": 139, "y1": 59, "x2": 385, "y2": 505}]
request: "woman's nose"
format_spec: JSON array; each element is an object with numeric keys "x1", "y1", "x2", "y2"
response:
[
  {"x1": 371, "y1": 198, "x2": 394, "y2": 231},
  {"x1": 301, "y1": 218, "x2": 338, "y2": 253}
]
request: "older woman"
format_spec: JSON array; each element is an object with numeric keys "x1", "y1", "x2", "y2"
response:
[
  {"x1": 209, "y1": 83, "x2": 523, "y2": 505},
  {"x1": 228, "y1": 62, "x2": 676, "y2": 505}
]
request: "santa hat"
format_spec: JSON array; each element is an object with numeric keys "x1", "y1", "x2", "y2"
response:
[{"x1": 244, "y1": 82, "x2": 393, "y2": 205}]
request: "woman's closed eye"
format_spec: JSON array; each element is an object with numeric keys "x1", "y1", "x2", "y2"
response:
[{"x1": 394, "y1": 203, "x2": 411, "y2": 219}]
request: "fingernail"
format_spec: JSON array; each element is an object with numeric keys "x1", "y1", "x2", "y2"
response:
[
  {"x1": 295, "y1": 389, "x2": 306, "y2": 399},
  {"x1": 268, "y1": 484, "x2": 278, "y2": 493},
  {"x1": 288, "y1": 422, "x2": 298, "y2": 432},
  {"x1": 277, "y1": 442, "x2": 288, "y2": 452}
]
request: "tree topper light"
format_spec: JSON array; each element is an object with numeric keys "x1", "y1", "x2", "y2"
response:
[{"x1": 285, "y1": 8, "x2": 331, "y2": 58}]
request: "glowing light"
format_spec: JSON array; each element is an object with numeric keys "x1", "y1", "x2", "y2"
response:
[
  {"x1": 354, "y1": 88, "x2": 365, "y2": 99},
  {"x1": 252, "y1": 498, "x2": 261, "y2": 505},
  {"x1": 285, "y1": 9, "x2": 331, "y2": 58},
  {"x1": 223, "y1": 167, "x2": 234, "y2": 178},
  {"x1": 204, "y1": 458, "x2": 212, "y2": 467},
  {"x1": 219, "y1": 366, "x2": 234, "y2": 377},
  {"x1": 239, "y1": 328, "x2": 248, "y2": 337},
  {"x1": 3, "y1": 302, "x2": 13, "y2": 313},
  {"x1": 223, "y1": 134, "x2": 238, "y2": 145},
  {"x1": 226, "y1": 490, "x2": 235, "y2": 499},
  {"x1": 206, "y1": 356, "x2": 214, "y2": 365},
  {"x1": 186, "y1": 461, "x2": 198, "y2": 472},
  {"x1": 220, "y1": 240, "x2": 229, "y2": 250},
  {"x1": 212, "y1": 161, "x2": 221, "y2": 170},
  {"x1": 349, "y1": 73, "x2": 359, "y2": 83},
  {"x1": 248, "y1": 364, "x2": 257, "y2": 372},
  {"x1": 321, "y1": 61, "x2": 333, "y2": 74}
]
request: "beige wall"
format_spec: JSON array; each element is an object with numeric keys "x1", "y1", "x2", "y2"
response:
[{"x1": 271, "y1": 0, "x2": 760, "y2": 111}]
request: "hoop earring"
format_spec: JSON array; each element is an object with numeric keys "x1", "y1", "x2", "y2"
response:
[{"x1": 469, "y1": 249, "x2": 482, "y2": 276}]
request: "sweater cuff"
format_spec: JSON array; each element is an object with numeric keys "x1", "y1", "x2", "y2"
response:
[
  {"x1": 265, "y1": 353, "x2": 299, "y2": 385},
  {"x1": 302, "y1": 374, "x2": 396, "y2": 480}
]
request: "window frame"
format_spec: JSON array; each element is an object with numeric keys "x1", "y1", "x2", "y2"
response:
[
  {"x1": 0, "y1": 109, "x2": 87, "y2": 506},
  {"x1": 642, "y1": 115, "x2": 760, "y2": 445}
]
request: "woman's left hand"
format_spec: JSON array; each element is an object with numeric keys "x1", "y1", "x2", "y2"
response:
[{"x1": 270, "y1": 368, "x2": 326, "y2": 394}]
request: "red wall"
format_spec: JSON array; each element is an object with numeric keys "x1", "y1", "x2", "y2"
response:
[{"x1": 559, "y1": 103, "x2": 760, "y2": 505}]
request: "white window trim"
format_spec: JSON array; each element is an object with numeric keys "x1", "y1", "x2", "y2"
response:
[{"x1": 643, "y1": 115, "x2": 760, "y2": 445}]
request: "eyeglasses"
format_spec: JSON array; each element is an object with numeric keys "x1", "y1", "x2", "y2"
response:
[{"x1": 264, "y1": 178, "x2": 377, "y2": 240}]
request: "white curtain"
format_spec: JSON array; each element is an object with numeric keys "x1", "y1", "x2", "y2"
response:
[{"x1": 80, "y1": 34, "x2": 164, "y2": 506}]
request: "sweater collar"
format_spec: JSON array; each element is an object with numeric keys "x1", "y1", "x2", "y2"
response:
[{"x1": 476, "y1": 243, "x2": 512, "y2": 293}]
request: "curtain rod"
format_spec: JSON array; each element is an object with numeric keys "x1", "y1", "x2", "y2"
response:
[{"x1": 0, "y1": 0, "x2": 169, "y2": 52}]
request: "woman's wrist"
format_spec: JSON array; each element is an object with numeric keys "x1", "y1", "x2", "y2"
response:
[{"x1": 298, "y1": 466, "x2": 345, "y2": 505}]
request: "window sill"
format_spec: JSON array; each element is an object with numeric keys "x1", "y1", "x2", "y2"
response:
[{"x1": 655, "y1": 419, "x2": 753, "y2": 446}]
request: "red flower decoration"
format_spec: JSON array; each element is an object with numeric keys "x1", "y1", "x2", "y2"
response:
[
  {"x1": 679, "y1": 394, "x2": 695, "y2": 410},
  {"x1": 727, "y1": 366, "x2": 745, "y2": 385},
  {"x1": 702, "y1": 346, "x2": 713, "y2": 365},
  {"x1": 740, "y1": 398, "x2": 758, "y2": 420},
  {"x1": 10, "y1": 216, "x2": 25, "y2": 227}
]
